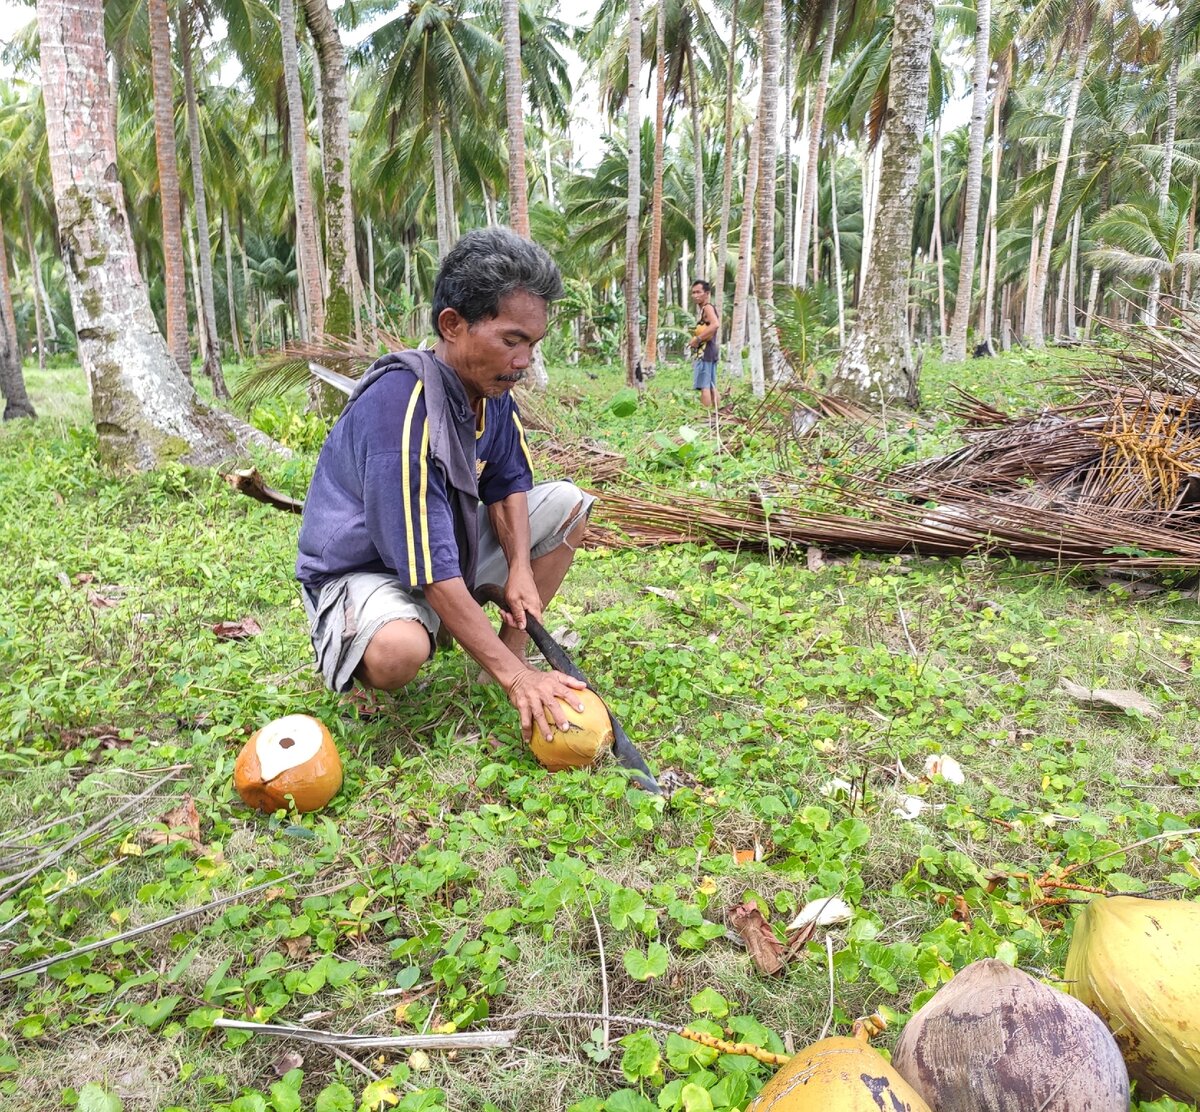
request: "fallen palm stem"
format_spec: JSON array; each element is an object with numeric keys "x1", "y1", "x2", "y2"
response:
[
  {"x1": 0, "y1": 872, "x2": 297, "y2": 982},
  {"x1": 213, "y1": 1018, "x2": 518, "y2": 1051}
]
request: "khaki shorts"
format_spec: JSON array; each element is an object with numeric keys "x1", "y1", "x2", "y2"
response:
[{"x1": 303, "y1": 481, "x2": 595, "y2": 692}]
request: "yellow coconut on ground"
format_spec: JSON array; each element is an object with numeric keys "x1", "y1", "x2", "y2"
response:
[
  {"x1": 1065, "y1": 895, "x2": 1200, "y2": 1102},
  {"x1": 747, "y1": 1019, "x2": 932, "y2": 1112},
  {"x1": 529, "y1": 688, "x2": 614, "y2": 772},
  {"x1": 234, "y1": 713, "x2": 343, "y2": 813}
]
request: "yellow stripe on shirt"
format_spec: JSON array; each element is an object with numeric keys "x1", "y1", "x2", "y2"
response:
[
  {"x1": 418, "y1": 421, "x2": 432, "y2": 580},
  {"x1": 400, "y1": 380, "x2": 425, "y2": 583},
  {"x1": 513, "y1": 411, "x2": 534, "y2": 476}
]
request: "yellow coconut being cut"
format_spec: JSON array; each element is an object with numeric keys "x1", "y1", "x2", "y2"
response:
[
  {"x1": 529, "y1": 688, "x2": 614, "y2": 772},
  {"x1": 1065, "y1": 894, "x2": 1200, "y2": 1101},
  {"x1": 747, "y1": 1020, "x2": 932, "y2": 1112},
  {"x1": 234, "y1": 714, "x2": 342, "y2": 813}
]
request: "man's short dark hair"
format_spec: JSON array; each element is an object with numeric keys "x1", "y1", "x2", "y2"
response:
[
  {"x1": 431, "y1": 227, "x2": 563, "y2": 337},
  {"x1": 691, "y1": 279, "x2": 711, "y2": 293}
]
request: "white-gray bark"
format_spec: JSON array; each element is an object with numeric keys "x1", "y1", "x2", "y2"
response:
[
  {"x1": 829, "y1": 0, "x2": 934, "y2": 404},
  {"x1": 1144, "y1": 52, "x2": 1179, "y2": 327},
  {"x1": 796, "y1": 0, "x2": 838, "y2": 289},
  {"x1": 623, "y1": 0, "x2": 643, "y2": 386},
  {"x1": 945, "y1": 0, "x2": 990, "y2": 359},
  {"x1": 753, "y1": 0, "x2": 785, "y2": 382},
  {"x1": 1029, "y1": 25, "x2": 1090, "y2": 346},
  {"x1": 36, "y1": 0, "x2": 277, "y2": 469}
]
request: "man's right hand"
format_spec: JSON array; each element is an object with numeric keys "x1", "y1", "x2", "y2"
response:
[{"x1": 505, "y1": 668, "x2": 588, "y2": 743}]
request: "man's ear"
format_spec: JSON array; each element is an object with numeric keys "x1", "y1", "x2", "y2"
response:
[{"x1": 437, "y1": 307, "x2": 464, "y2": 341}]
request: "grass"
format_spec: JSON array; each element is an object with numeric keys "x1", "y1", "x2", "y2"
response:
[{"x1": 1, "y1": 349, "x2": 1199, "y2": 1112}]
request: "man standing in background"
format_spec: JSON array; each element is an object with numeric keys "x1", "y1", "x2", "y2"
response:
[{"x1": 689, "y1": 279, "x2": 720, "y2": 411}]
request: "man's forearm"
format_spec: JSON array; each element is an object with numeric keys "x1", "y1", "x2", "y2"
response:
[
  {"x1": 424, "y1": 576, "x2": 528, "y2": 689},
  {"x1": 487, "y1": 492, "x2": 533, "y2": 575}
]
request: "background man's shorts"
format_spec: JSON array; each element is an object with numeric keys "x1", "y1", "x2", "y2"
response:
[
  {"x1": 693, "y1": 360, "x2": 718, "y2": 389},
  {"x1": 303, "y1": 480, "x2": 596, "y2": 692}
]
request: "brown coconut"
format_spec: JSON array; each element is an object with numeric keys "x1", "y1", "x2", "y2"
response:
[
  {"x1": 234, "y1": 713, "x2": 342, "y2": 813},
  {"x1": 529, "y1": 688, "x2": 614, "y2": 772},
  {"x1": 892, "y1": 959, "x2": 1128, "y2": 1111}
]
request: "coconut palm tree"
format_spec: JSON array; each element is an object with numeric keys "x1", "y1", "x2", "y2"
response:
[
  {"x1": 279, "y1": 0, "x2": 325, "y2": 338},
  {"x1": 1087, "y1": 197, "x2": 1200, "y2": 300},
  {"x1": 945, "y1": 0, "x2": 992, "y2": 359},
  {"x1": 755, "y1": 0, "x2": 785, "y2": 383},
  {"x1": 828, "y1": 0, "x2": 936, "y2": 404},
  {"x1": 0, "y1": 197, "x2": 35, "y2": 420},
  {"x1": 301, "y1": 0, "x2": 361, "y2": 338},
  {"x1": 624, "y1": 0, "x2": 644, "y2": 386},
  {"x1": 147, "y1": 0, "x2": 190, "y2": 376},
  {"x1": 35, "y1": 0, "x2": 273, "y2": 469},
  {"x1": 178, "y1": 9, "x2": 227, "y2": 396}
]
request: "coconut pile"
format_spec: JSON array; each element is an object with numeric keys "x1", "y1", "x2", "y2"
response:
[{"x1": 745, "y1": 894, "x2": 1200, "y2": 1110}]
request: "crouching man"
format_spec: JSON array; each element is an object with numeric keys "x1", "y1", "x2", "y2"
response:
[{"x1": 297, "y1": 227, "x2": 592, "y2": 743}]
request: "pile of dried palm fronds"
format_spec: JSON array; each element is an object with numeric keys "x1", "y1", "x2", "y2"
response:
[
  {"x1": 533, "y1": 439, "x2": 626, "y2": 484},
  {"x1": 590, "y1": 326, "x2": 1200, "y2": 571}
]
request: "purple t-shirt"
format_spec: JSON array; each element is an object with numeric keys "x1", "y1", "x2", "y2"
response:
[{"x1": 296, "y1": 362, "x2": 534, "y2": 592}]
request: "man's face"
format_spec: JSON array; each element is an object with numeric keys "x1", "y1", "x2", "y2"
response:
[
  {"x1": 691, "y1": 284, "x2": 709, "y2": 307},
  {"x1": 436, "y1": 290, "x2": 549, "y2": 403}
]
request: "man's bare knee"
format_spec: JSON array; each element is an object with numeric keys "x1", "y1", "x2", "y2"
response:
[{"x1": 356, "y1": 619, "x2": 430, "y2": 691}]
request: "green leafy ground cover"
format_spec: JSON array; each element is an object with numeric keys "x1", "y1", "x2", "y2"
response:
[{"x1": 1, "y1": 350, "x2": 1199, "y2": 1112}]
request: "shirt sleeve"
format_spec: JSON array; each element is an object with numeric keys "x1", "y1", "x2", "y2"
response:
[
  {"x1": 359, "y1": 376, "x2": 463, "y2": 587},
  {"x1": 477, "y1": 396, "x2": 535, "y2": 506}
]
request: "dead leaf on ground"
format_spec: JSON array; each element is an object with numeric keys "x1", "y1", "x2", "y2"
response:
[
  {"x1": 657, "y1": 767, "x2": 701, "y2": 798},
  {"x1": 1059, "y1": 678, "x2": 1161, "y2": 719},
  {"x1": 733, "y1": 848, "x2": 756, "y2": 866},
  {"x1": 281, "y1": 936, "x2": 312, "y2": 961},
  {"x1": 272, "y1": 1050, "x2": 303, "y2": 1076},
  {"x1": 55, "y1": 572, "x2": 71, "y2": 590},
  {"x1": 73, "y1": 572, "x2": 96, "y2": 585},
  {"x1": 548, "y1": 625, "x2": 582, "y2": 651},
  {"x1": 144, "y1": 795, "x2": 203, "y2": 852},
  {"x1": 728, "y1": 900, "x2": 785, "y2": 976},
  {"x1": 87, "y1": 590, "x2": 120, "y2": 609},
  {"x1": 806, "y1": 547, "x2": 826, "y2": 573},
  {"x1": 213, "y1": 617, "x2": 263, "y2": 640}
]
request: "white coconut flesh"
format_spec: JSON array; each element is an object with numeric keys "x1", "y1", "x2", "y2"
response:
[{"x1": 255, "y1": 715, "x2": 327, "y2": 782}]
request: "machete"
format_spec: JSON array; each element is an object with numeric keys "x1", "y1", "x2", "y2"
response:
[{"x1": 474, "y1": 582, "x2": 661, "y2": 794}]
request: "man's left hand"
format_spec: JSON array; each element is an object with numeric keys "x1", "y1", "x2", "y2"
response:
[{"x1": 501, "y1": 567, "x2": 543, "y2": 631}]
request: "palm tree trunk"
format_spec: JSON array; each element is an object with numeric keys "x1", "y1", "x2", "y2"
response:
[
  {"x1": 431, "y1": 111, "x2": 451, "y2": 260},
  {"x1": 366, "y1": 212, "x2": 378, "y2": 340},
  {"x1": 714, "y1": 0, "x2": 740, "y2": 323},
  {"x1": 1024, "y1": 146, "x2": 1043, "y2": 337},
  {"x1": 1185, "y1": 178, "x2": 1197, "y2": 311},
  {"x1": 644, "y1": 2, "x2": 667, "y2": 374},
  {"x1": 931, "y1": 124, "x2": 947, "y2": 340},
  {"x1": 1029, "y1": 19, "x2": 1091, "y2": 347},
  {"x1": 623, "y1": 0, "x2": 643, "y2": 387},
  {"x1": 501, "y1": 0, "x2": 530, "y2": 235},
  {"x1": 730, "y1": 118, "x2": 762, "y2": 379},
  {"x1": 859, "y1": 140, "x2": 883, "y2": 296},
  {"x1": 945, "y1": 0, "x2": 990, "y2": 360},
  {"x1": 301, "y1": 0, "x2": 360, "y2": 338},
  {"x1": 687, "y1": 46, "x2": 706, "y2": 276},
  {"x1": 782, "y1": 31, "x2": 794, "y2": 281},
  {"x1": 1144, "y1": 52, "x2": 1178, "y2": 327},
  {"x1": 0, "y1": 206, "x2": 35, "y2": 419},
  {"x1": 280, "y1": 0, "x2": 326, "y2": 338},
  {"x1": 754, "y1": 0, "x2": 784, "y2": 382},
  {"x1": 793, "y1": 87, "x2": 809, "y2": 284},
  {"x1": 35, "y1": 0, "x2": 273, "y2": 469},
  {"x1": 829, "y1": 0, "x2": 934, "y2": 404},
  {"x1": 147, "y1": 0, "x2": 190, "y2": 377},
  {"x1": 980, "y1": 88, "x2": 1004, "y2": 349},
  {"x1": 829, "y1": 143, "x2": 845, "y2": 345},
  {"x1": 178, "y1": 15, "x2": 227, "y2": 398},
  {"x1": 1066, "y1": 208, "x2": 1079, "y2": 338},
  {"x1": 222, "y1": 210, "x2": 242, "y2": 362},
  {"x1": 23, "y1": 198, "x2": 49, "y2": 372},
  {"x1": 796, "y1": 0, "x2": 838, "y2": 290}
]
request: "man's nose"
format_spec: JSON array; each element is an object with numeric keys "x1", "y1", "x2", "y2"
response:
[{"x1": 513, "y1": 347, "x2": 531, "y2": 368}]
